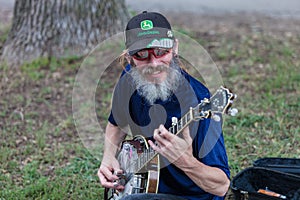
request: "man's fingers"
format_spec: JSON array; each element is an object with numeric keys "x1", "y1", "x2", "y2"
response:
[
  {"x1": 99, "y1": 166, "x2": 120, "y2": 182},
  {"x1": 155, "y1": 124, "x2": 173, "y2": 140},
  {"x1": 98, "y1": 167, "x2": 125, "y2": 190},
  {"x1": 182, "y1": 127, "x2": 192, "y2": 143},
  {"x1": 98, "y1": 168, "x2": 113, "y2": 188},
  {"x1": 148, "y1": 140, "x2": 159, "y2": 151}
]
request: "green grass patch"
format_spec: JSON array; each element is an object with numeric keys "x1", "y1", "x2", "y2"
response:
[{"x1": 0, "y1": 150, "x2": 102, "y2": 199}]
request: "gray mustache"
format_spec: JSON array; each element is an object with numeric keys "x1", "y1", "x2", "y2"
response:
[{"x1": 142, "y1": 65, "x2": 169, "y2": 75}]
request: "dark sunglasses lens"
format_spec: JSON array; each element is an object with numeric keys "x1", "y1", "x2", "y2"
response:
[
  {"x1": 134, "y1": 50, "x2": 149, "y2": 59},
  {"x1": 154, "y1": 48, "x2": 169, "y2": 57}
]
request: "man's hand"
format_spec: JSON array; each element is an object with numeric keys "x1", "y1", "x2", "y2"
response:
[
  {"x1": 148, "y1": 124, "x2": 193, "y2": 168},
  {"x1": 98, "y1": 157, "x2": 125, "y2": 191},
  {"x1": 148, "y1": 124, "x2": 230, "y2": 196},
  {"x1": 98, "y1": 122, "x2": 127, "y2": 190}
]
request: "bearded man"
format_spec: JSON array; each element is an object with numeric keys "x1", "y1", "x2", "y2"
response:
[{"x1": 98, "y1": 11, "x2": 230, "y2": 200}]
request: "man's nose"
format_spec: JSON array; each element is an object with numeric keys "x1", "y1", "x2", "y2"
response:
[{"x1": 148, "y1": 53, "x2": 159, "y2": 66}]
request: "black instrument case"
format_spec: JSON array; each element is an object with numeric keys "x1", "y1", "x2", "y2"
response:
[{"x1": 231, "y1": 158, "x2": 300, "y2": 200}]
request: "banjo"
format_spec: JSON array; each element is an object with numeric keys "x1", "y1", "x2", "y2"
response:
[{"x1": 104, "y1": 86, "x2": 237, "y2": 200}]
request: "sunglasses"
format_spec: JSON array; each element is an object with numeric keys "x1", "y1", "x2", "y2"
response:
[{"x1": 132, "y1": 48, "x2": 171, "y2": 61}]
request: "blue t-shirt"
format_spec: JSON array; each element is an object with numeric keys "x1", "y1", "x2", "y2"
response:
[{"x1": 108, "y1": 64, "x2": 230, "y2": 200}]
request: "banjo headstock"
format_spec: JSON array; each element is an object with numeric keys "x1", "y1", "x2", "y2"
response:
[{"x1": 193, "y1": 86, "x2": 238, "y2": 120}]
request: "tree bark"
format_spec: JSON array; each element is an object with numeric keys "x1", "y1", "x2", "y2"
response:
[{"x1": 1, "y1": 0, "x2": 129, "y2": 66}]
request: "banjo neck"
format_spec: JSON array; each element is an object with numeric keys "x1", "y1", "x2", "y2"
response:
[{"x1": 135, "y1": 107, "x2": 196, "y2": 173}]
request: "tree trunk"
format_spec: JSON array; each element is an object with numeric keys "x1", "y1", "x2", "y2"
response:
[{"x1": 1, "y1": 0, "x2": 129, "y2": 66}]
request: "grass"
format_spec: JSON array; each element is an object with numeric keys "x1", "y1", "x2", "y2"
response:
[
  {"x1": 0, "y1": 15, "x2": 299, "y2": 199},
  {"x1": 215, "y1": 33, "x2": 300, "y2": 175}
]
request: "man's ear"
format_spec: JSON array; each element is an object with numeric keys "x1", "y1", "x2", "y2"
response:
[
  {"x1": 125, "y1": 52, "x2": 136, "y2": 66},
  {"x1": 125, "y1": 52, "x2": 131, "y2": 63},
  {"x1": 173, "y1": 39, "x2": 179, "y2": 55}
]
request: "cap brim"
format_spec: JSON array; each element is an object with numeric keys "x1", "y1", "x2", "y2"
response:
[{"x1": 128, "y1": 38, "x2": 174, "y2": 55}]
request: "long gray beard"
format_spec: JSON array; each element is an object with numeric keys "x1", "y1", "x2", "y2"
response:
[{"x1": 130, "y1": 60, "x2": 182, "y2": 105}]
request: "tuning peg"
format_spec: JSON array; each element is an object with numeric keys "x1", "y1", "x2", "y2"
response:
[
  {"x1": 228, "y1": 108, "x2": 238, "y2": 116},
  {"x1": 171, "y1": 117, "x2": 178, "y2": 126}
]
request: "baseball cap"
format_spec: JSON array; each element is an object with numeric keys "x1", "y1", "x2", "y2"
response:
[{"x1": 125, "y1": 11, "x2": 175, "y2": 55}]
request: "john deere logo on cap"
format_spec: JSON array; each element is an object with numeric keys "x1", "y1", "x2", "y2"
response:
[{"x1": 141, "y1": 20, "x2": 153, "y2": 30}]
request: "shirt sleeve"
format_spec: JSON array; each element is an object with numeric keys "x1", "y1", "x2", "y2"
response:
[
  {"x1": 108, "y1": 65, "x2": 134, "y2": 128},
  {"x1": 195, "y1": 117, "x2": 230, "y2": 179}
]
